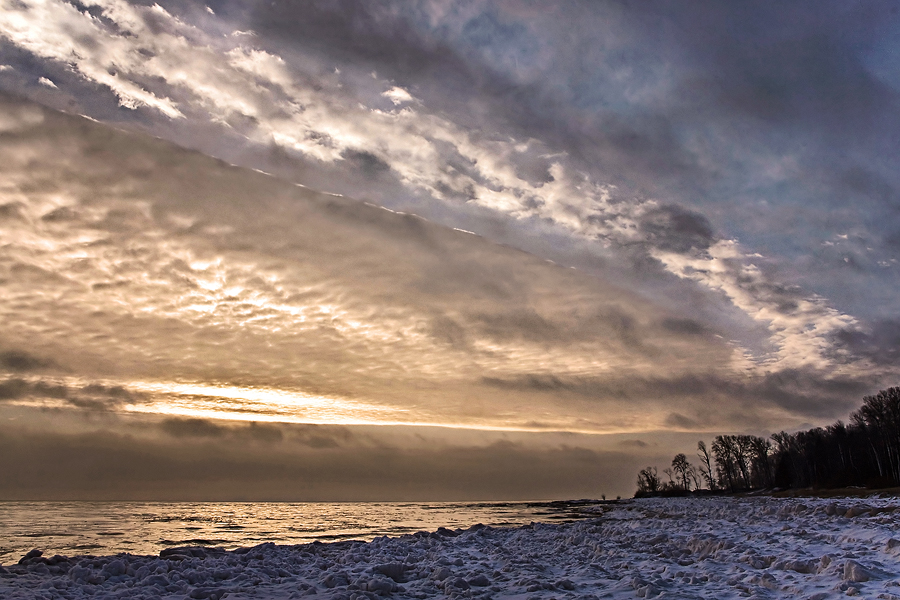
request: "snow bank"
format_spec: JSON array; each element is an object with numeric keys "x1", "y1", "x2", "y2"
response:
[{"x1": 2, "y1": 496, "x2": 900, "y2": 599}]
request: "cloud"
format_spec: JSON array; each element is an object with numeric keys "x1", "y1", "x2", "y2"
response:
[
  {"x1": 665, "y1": 2, "x2": 899, "y2": 136},
  {"x1": 481, "y1": 369, "x2": 875, "y2": 430},
  {"x1": 0, "y1": 375, "x2": 137, "y2": 411},
  {"x1": 0, "y1": 0, "x2": 185, "y2": 117},
  {"x1": 0, "y1": 378, "x2": 27, "y2": 400},
  {"x1": 0, "y1": 89, "x2": 890, "y2": 436},
  {"x1": 159, "y1": 417, "x2": 292, "y2": 442},
  {"x1": 618, "y1": 439, "x2": 649, "y2": 448},
  {"x1": 0, "y1": 413, "x2": 653, "y2": 500},
  {"x1": 653, "y1": 240, "x2": 861, "y2": 372},
  {"x1": 341, "y1": 148, "x2": 391, "y2": 176},
  {"x1": 0, "y1": 349, "x2": 54, "y2": 371},
  {"x1": 0, "y1": 98, "x2": 44, "y2": 131},
  {"x1": 639, "y1": 205, "x2": 715, "y2": 254},
  {"x1": 830, "y1": 319, "x2": 900, "y2": 367},
  {"x1": 159, "y1": 417, "x2": 226, "y2": 438},
  {"x1": 665, "y1": 413, "x2": 698, "y2": 430},
  {"x1": 0, "y1": 1, "x2": 886, "y2": 388},
  {"x1": 661, "y1": 318, "x2": 710, "y2": 337},
  {"x1": 0, "y1": 0, "x2": 898, "y2": 454}
]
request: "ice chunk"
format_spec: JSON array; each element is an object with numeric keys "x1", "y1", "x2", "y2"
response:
[{"x1": 843, "y1": 560, "x2": 872, "y2": 582}]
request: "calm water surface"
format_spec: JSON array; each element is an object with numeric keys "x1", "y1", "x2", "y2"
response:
[{"x1": 0, "y1": 501, "x2": 603, "y2": 564}]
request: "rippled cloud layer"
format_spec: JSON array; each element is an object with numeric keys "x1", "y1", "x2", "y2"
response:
[
  {"x1": 0, "y1": 0, "x2": 898, "y2": 498},
  {"x1": 0, "y1": 95, "x2": 885, "y2": 434}
]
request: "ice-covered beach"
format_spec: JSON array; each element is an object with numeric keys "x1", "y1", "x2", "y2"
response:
[{"x1": 3, "y1": 496, "x2": 900, "y2": 600}]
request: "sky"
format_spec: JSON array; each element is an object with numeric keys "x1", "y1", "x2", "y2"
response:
[{"x1": 0, "y1": 0, "x2": 899, "y2": 500}]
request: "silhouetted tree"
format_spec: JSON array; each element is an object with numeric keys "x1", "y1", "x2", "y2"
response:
[
  {"x1": 672, "y1": 453, "x2": 691, "y2": 491},
  {"x1": 636, "y1": 466, "x2": 661, "y2": 494},
  {"x1": 734, "y1": 435, "x2": 756, "y2": 488},
  {"x1": 851, "y1": 387, "x2": 900, "y2": 485},
  {"x1": 712, "y1": 435, "x2": 741, "y2": 491},
  {"x1": 749, "y1": 436, "x2": 773, "y2": 489},
  {"x1": 772, "y1": 430, "x2": 803, "y2": 487},
  {"x1": 662, "y1": 467, "x2": 675, "y2": 488},
  {"x1": 697, "y1": 441, "x2": 716, "y2": 490},
  {"x1": 767, "y1": 388, "x2": 900, "y2": 490},
  {"x1": 688, "y1": 465, "x2": 701, "y2": 490},
  {"x1": 635, "y1": 388, "x2": 900, "y2": 496}
]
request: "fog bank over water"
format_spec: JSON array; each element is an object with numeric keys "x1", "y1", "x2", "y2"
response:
[{"x1": 0, "y1": 405, "x2": 692, "y2": 501}]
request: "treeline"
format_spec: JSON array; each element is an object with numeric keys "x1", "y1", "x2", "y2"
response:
[{"x1": 635, "y1": 386, "x2": 900, "y2": 496}]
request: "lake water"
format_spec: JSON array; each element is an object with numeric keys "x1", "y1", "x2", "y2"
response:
[{"x1": 0, "y1": 500, "x2": 605, "y2": 564}]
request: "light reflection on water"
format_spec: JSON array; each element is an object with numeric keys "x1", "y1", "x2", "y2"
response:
[{"x1": 0, "y1": 501, "x2": 602, "y2": 564}]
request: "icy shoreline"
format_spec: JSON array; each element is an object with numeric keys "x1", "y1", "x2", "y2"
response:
[{"x1": 3, "y1": 496, "x2": 900, "y2": 599}]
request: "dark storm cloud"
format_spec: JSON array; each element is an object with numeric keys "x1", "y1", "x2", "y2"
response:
[
  {"x1": 470, "y1": 309, "x2": 560, "y2": 344},
  {"x1": 246, "y1": 0, "x2": 490, "y2": 94},
  {"x1": 428, "y1": 315, "x2": 469, "y2": 350},
  {"x1": 203, "y1": 1, "x2": 474, "y2": 128},
  {"x1": 654, "y1": 1, "x2": 900, "y2": 135},
  {"x1": 230, "y1": 0, "x2": 900, "y2": 312},
  {"x1": 481, "y1": 374, "x2": 565, "y2": 392},
  {"x1": 835, "y1": 166, "x2": 899, "y2": 208},
  {"x1": 241, "y1": 1, "x2": 892, "y2": 174},
  {"x1": 243, "y1": 0, "x2": 704, "y2": 195},
  {"x1": 624, "y1": 0, "x2": 900, "y2": 289},
  {"x1": 458, "y1": 305, "x2": 659, "y2": 351},
  {"x1": 159, "y1": 418, "x2": 362, "y2": 448}
]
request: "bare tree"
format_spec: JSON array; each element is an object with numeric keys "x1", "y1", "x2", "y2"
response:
[
  {"x1": 688, "y1": 464, "x2": 701, "y2": 490},
  {"x1": 697, "y1": 441, "x2": 716, "y2": 490},
  {"x1": 851, "y1": 387, "x2": 900, "y2": 484},
  {"x1": 749, "y1": 436, "x2": 773, "y2": 488},
  {"x1": 638, "y1": 388, "x2": 900, "y2": 495},
  {"x1": 712, "y1": 435, "x2": 740, "y2": 492},
  {"x1": 734, "y1": 435, "x2": 754, "y2": 487},
  {"x1": 672, "y1": 453, "x2": 692, "y2": 491},
  {"x1": 636, "y1": 466, "x2": 661, "y2": 494},
  {"x1": 663, "y1": 467, "x2": 675, "y2": 485}
]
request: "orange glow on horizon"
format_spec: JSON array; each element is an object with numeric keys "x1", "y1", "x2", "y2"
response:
[{"x1": 0, "y1": 374, "x2": 695, "y2": 435}]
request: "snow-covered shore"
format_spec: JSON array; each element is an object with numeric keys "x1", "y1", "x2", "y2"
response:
[{"x1": 3, "y1": 496, "x2": 900, "y2": 599}]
